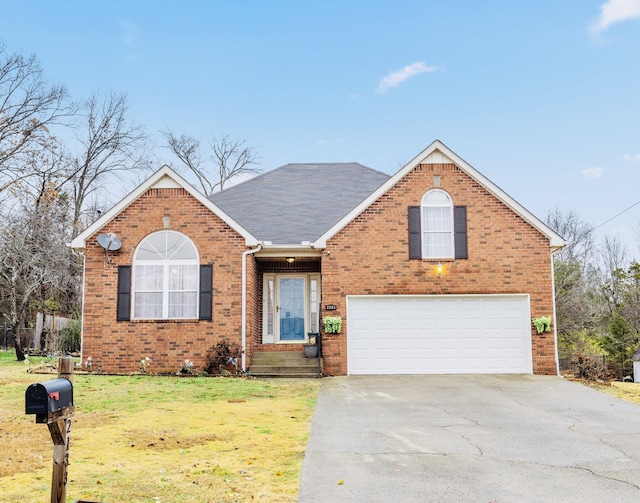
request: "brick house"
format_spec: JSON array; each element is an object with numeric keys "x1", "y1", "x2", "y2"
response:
[{"x1": 71, "y1": 140, "x2": 565, "y2": 376}]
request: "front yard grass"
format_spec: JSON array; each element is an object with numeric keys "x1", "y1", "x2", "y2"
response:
[
  {"x1": 582, "y1": 380, "x2": 640, "y2": 406},
  {"x1": 0, "y1": 350, "x2": 320, "y2": 503}
]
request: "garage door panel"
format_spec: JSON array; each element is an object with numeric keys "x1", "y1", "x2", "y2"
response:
[{"x1": 347, "y1": 295, "x2": 532, "y2": 375}]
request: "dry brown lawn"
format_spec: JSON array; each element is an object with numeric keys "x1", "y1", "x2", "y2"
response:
[
  {"x1": 0, "y1": 351, "x2": 320, "y2": 503},
  {"x1": 579, "y1": 379, "x2": 640, "y2": 406}
]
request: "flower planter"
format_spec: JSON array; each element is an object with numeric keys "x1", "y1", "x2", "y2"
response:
[{"x1": 304, "y1": 345, "x2": 318, "y2": 358}]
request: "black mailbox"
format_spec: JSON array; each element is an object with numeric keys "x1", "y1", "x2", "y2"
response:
[{"x1": 25, "y1": 378, "x2": 73, "y2": 415}]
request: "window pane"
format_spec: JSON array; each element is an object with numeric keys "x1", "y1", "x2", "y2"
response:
[
  {"x1": 266, "y1": 279, "x2": 275, "y2": 336},
  {"x1": 134, "y1": 292, "x2": 163, "y2": 319},
  {"x1": 169, "y1": 292, "x2": 198, "y2": 318},
  {"x1": 310, "y1": 278, "x2": 319, "y2": 333},
  {"x1": 424, "y1": 232, "x2": 453, "y2": 257},
  {"x1": 168, "y1": 235, "x2": 197, "y2": 260},
  {"x1": 424, "y1": 207, "x2": 452, "y2": 232},
  {"x1": 169, "y1": 265, "x2": 199, "y2": 291},
  {"x1": 136, "y1": 233, "x2": 166, "y2": 260},
  {"x1": 134, "y1": 265, "x2": 163, "y2": 290}
]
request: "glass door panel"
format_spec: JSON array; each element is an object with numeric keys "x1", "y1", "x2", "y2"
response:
[{"x1": 279, "y1": 277, "x2": 305, "y2": 341}]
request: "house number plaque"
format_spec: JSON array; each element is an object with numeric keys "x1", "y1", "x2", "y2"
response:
[{"x1": 325, "y1": 304, "x2": 337, "y2": 311}]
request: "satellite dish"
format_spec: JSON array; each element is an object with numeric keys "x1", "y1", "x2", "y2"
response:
[{"x1": 97, "y1": 233, "x2": 122, "y2": 252}]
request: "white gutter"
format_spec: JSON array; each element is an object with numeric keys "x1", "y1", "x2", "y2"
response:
[
  {"x1": 78, "y1": 251, "x2": 87, "y2": 366},
  {"x1": 550, "y1": 247, "x2": 563, "y2": 377},
  {"x1": 241, "y1": 243, "x2": 262, "y2": 371}
]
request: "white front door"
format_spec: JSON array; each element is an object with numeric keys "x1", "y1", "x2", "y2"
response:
[{"x1": 263, "y1": 274, "x2": 320, "y2": 344}]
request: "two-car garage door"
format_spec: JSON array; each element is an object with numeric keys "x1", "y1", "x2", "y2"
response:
[{"x1": 347, "y1": 295, "x2": 532, "y2": 375}]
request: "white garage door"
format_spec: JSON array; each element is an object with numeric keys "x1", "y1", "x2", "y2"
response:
[{"x1": 347, "y1": 295, "x2": 532, "y2": 375}]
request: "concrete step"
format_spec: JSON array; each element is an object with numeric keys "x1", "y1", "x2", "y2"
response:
[
  {"x1": 250, "y1": 364, "x2": 319, "y2": 373},
  {"x1": 250, "y1": 350, "x2": 321, "y2": 378},
  {"x1": 251, "y1": 351, "x2": 308, "y2": 360},
  {"x1": 250, "y1": 373, "x2": 321, "y2": 378},
  {"x1": 251, "y1": 356, "x2": 318, "y2": 367}
]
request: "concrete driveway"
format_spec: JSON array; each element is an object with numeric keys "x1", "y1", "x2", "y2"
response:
[{"x1": 298, "y1": 375, "x2": 640, "y2": 502}]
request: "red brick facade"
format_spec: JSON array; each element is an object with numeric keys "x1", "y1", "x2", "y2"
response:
[
  {"x1": 79, "y1": 156, "x2": 559, "y2": 376},
  {"x1": 81, "y1": 187, "x2": 252, "y2": 374},
  {"x1": 319, "y1": 163, "x2": 557, "y2": 375}
]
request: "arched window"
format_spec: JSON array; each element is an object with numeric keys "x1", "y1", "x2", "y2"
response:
[
  {"x1": 132, "y1": 231, "x2": 199, "y2": 319},
  {"x1": 421, "y1": 189, "x2": 454, "y2": 258}
]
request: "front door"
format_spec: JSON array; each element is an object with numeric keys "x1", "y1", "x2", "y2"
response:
[
  {"x1": 279, "y1": 277, "x2": 306, "y2": 341},
  {"x1": 263, "y1": 273, "x2": 320, "y2": 344}
]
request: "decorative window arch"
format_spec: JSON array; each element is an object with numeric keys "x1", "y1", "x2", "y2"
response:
[{"x1": 132, "y1": 231, "x2": 200, "y2": 319}]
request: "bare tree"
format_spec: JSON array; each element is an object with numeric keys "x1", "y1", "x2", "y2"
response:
[
  {"x1": 163, "y1": 130, "x2": 260, "y2": 195},
  {"x1": 546, "y1": 207, "x2": 595, "y2": 265},
  {"x1": 0, "y1": 43, "x2": 71, "y2": 193},
  {"x1": 66, "y1": 91, "x2": 149, "y2": 236},
  {"x1": 597, "y1": 236, "x2": 630, "y2": 314},
  {"x1": 545, "y1": 208, "x2": 600, "y2": 357},
  {"x1": 0, "y1": 199, "x2": 80, "y2": 360}
]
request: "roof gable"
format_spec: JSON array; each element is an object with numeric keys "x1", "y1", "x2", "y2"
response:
[
  {"x1": 313, "y1": 140, "x2": 566, "y2": 249},
  {"x1": 70, "y1": 166, "x2": 259, "y2": 249},
  {"x1": 210, "y1": 163, "x2": 390, "y2": 245}
]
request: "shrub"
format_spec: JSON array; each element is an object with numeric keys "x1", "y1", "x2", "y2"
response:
[
  {"x1": 572, "y1": 354, "x2": 615, "y2": 382},
  {"x1": 205, "y1": 339, "x2": 241, "y2": 375},
  {"x1": 59, "y1": 319, "x2": 81, "y2": 353}
]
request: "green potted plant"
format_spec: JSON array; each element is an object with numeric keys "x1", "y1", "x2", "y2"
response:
[
  {"x1": 323, "y1": 316, "x2": 342, "y2": 334},
  {"x1": 532, "y1": 316, "x2": 552, "y2": 334}
]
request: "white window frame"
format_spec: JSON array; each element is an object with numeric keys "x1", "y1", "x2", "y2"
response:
[
  {"x1": 421, "y1": 189, "x2": 454, "y2": 259},
  {"x1": 132, "y1": 231, "x2": 200, "y2": 320}
]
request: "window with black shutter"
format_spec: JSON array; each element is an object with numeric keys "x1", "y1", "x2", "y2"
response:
[{"x1": 408, "y1": 192, "x2": 468, "y2": 260}]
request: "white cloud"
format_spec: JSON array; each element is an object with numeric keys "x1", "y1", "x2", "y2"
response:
[
  {"x1": 624, "y1": 153, "x2": 640, "y2": 161},
  {"x1": 590, "y1": 0, "x2": 640, "y2": 34},
  {"x1": 582, "y1": 166, "x2": 605, "y2": 179},
  {"x1": 376, "y1": 61, "x2": 438, "y2": 95}
]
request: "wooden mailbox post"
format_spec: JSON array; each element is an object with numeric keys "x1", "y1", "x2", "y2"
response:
[{"x1": 25, "y1": 356, "x2": 75, "y2": 503}]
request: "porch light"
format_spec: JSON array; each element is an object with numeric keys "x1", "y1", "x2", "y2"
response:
[
  {"x1": 436, "y1": 262, "x2": 443, "y2": 278},
  {"x1": 286, "y1": 257, "x2": 295, "y2": 263}
]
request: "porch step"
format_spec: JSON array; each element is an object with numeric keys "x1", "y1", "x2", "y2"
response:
[{"x1": 249, "y1": 351, "x2": 321, "y2": 378}]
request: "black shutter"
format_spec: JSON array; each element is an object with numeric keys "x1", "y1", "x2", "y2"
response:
[
  {"x1": 454, "y1": 205, "x2": 468, "y2": 259},
  {"x1": 408, "y1": 206, "x2": 422, "y2": 259},
  {"x1": 117, "y1": 266, "x2": 131, "y2": 321},
  {"x1": 199, "y1": 264, "x2": 213, "y2": 321}
]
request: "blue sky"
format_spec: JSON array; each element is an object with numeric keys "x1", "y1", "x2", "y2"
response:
[{"x1": 1, "y1": 1, "x2": 640, "y2": 253}]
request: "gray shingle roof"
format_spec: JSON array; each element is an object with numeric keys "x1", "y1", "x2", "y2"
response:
[{"x1": 209, "y1": 163, "x2": 390, "y2": 244}]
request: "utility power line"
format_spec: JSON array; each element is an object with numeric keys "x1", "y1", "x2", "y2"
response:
[{"x1": 594, "y1": 199, "x2": 640, "y2": 230}]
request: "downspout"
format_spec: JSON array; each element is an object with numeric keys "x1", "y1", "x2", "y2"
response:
[
  {"x1": 242, "y1": 243, "x2": 262, "y2": 372},
  {"x1": 76, "y1": 248, "x2": 87, "y2": 367},
  {"x1": 550, "y1": 247, "x2": 562, "y2": 377}
]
